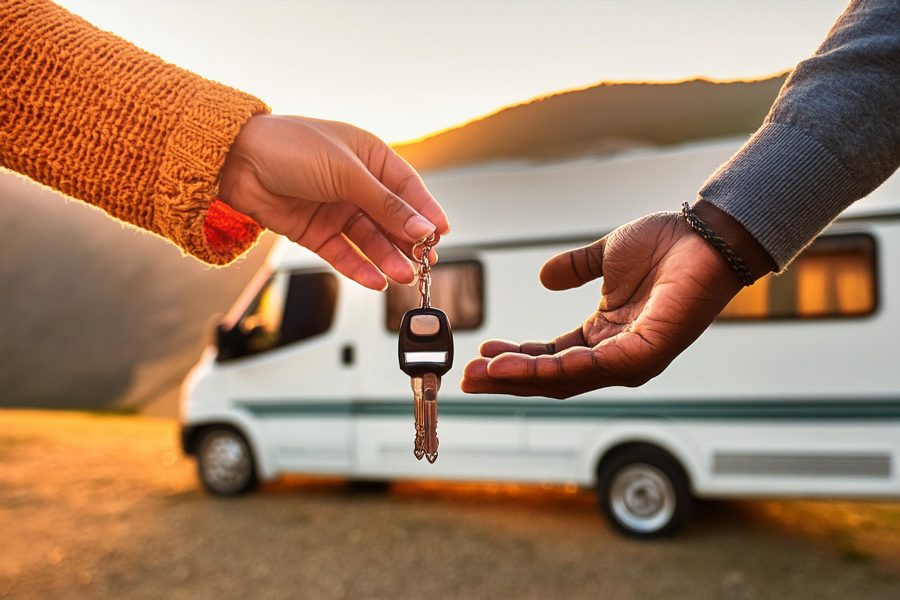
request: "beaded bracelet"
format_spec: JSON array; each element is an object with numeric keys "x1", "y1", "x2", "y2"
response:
[{"x1": 680, "y1": 202, "x2": 755, "y2": 287}]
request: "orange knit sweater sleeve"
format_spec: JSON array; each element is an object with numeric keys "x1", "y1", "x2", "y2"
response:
[{"x1": 0, "y1": 0, "x2": 271, "y2": 265}]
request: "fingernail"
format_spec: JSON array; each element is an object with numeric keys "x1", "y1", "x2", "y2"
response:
[
  {"x1": 404, "y1": 215, "x2": 435, "y2": 239},
  {"x1": 368, "y1": 273, "x2": 388, "y2": 291}
]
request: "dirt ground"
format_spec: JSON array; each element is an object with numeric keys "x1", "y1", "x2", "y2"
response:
[{"x1": 2, "y1": 410, "x2": 899, "y2": 600}]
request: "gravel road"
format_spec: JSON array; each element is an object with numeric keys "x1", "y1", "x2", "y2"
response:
[{"x1": 2, "y1": 410, "x2": 899, "y2": 599}]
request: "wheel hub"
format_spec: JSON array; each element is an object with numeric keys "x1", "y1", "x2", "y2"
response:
[
  {"x1": 609, "y1": 464, "x2": 676, "y2": 533},
  {"x1": 202, "y1": 433, "x2": 250, "y2": 491}
]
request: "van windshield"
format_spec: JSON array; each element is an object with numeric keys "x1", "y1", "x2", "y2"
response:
[{"x1": 217, "y1": 270, "x2": 339, "y2": 361}]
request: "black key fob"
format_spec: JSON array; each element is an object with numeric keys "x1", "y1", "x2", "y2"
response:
[{"x1": 398, "y1": 307, "x2": 454, "y2": 378}]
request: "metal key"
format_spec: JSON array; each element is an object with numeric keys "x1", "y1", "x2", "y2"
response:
[
  {"x1": 421, "y1": 372, "x2": 440, "y2": 460},
  {"x1": 410, "y1": 376, "x2": 425, "y2": 459},
  {"x1": 400, "y1": 308, "x2": 452, "y2": 462},
  {"x1": 398, "y1": 236, "x2": 454, "y2": 463}
]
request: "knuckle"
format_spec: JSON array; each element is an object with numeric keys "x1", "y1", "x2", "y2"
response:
[
  {"x1": 586, "y1": 244, "x2": 604, "y2": 274},
  {"x1": 361, "y1": 227, "x2": 381, "y2": 252},
  {"x1": 381, "y1": 191, "x2": 406, "y2": 219},
  {"x1": 286, "y1": 224, "x2": 307, "y2": 245}
]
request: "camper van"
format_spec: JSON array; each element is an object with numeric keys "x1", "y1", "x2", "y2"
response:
[{"x1": 180, "y1": 138, "x2": 900, "y2": 537}]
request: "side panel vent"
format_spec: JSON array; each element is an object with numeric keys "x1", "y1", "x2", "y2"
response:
[{"x1": 713, "y1": 452, "x2": 891, "y2": 478}]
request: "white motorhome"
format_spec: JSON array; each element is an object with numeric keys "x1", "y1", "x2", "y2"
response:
[{"x1": 180, "y1": 138, "x2": 900, "y2": 537}]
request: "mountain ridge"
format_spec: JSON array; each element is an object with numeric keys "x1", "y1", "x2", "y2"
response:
[{"x1": 394, "y1": 75, "x2": 786, "y2": 172}]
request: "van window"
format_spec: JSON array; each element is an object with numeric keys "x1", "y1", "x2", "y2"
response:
[
  {"x1": 217, "y1": 271, "x2": 338, "y2": 360},
  {"x1": 718, "y1": 234, "x2": 876, "y2": 320},
  {"x1": 386, "y1": 261, "x2": 484, "y2": 331}
]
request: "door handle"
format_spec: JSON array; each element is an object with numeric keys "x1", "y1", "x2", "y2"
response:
[{"x1": 341, "y1": 344, "x2": 355, "y2": 366}]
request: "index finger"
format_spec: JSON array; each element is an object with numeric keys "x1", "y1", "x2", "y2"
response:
[{"x1": 377, "y1": 149, "x2": 451, "y2": 235}]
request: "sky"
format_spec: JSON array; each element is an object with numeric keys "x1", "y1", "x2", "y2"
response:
[{"x1": 56, "y1": 0, "x2": 849, "y2": 143}]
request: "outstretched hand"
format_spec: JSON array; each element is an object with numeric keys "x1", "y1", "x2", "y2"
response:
[
  {"x1": 461, "y1": 208, "x2": 772, "y2": 398},
  {"x1": 218, "y1": 115, "x2": 450, "y2": 290}
]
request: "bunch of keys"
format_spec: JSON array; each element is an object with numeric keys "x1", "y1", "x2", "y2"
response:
[{"x1": 398, "y1": 235, "x2": 454, "y2": 463}]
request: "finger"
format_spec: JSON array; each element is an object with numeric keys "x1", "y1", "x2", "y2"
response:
[
  {"x1": 462, "y1": 351, "x2": 602, "y2": 398},
  {"x1": 391, "y1": 233, "x2": 439, "y2": 264},
  {"x1": 371, "y1": 148, "x2": 451, "y2": 235},
  {"x1": 486, "y1": 346, "x2": 602, "y2": 382},
  {"x1": 478, "y1": 339, "x2": 525, "y2": 358},
  {"x1": 539, "y1": 237, "x2": 607, "y2": 291},
  {"x1": 460, "y1": 358, "x2": 550, "y2": 397},
  {"x1": 315, "y1": 233, "x2": 387, "y2": 291},
  {"x1": 348, "y1": 165, "x2": 437, "y2": 244},
  {"x1": 479, "y1": 326, "x2": 586, "y2": 358},
  {"x1": 343, "y1": 213, "x2": 416, "y2": 284}
]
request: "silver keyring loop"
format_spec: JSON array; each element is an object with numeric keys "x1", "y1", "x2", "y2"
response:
[{"x1": 412, "y1": 234, "x2": 435, "y2": 308}]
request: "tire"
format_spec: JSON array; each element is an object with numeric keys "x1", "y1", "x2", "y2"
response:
[
  {"x1": 597, "y1": 446, "x2": 693, "y2": 538},
  {"x1": 196, "y1": 427, "x2": 259, "y2": 496}
]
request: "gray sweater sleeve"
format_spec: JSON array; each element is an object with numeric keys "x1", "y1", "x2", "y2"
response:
[{"x1": 698, "y1": 0, "x2": 900, "y2": 269}]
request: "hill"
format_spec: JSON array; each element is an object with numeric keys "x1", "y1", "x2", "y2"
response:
[
  {"x1": 394, "y1": 75, "x2": 786, "y2": 171},
  {"x1": 0, "y1": 171, "x2": 273, "y2": 411}
]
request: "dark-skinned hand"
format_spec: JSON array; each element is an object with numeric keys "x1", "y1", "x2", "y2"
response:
[{"x1": 461, "y1": 203, "x2": 775, "y2": 398}]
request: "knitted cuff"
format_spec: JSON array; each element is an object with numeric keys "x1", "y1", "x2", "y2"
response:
[
  {"x1": 698, "y1": 121, "x2": 864, "y2": 269},
  {"x1": 151, "y1": 81, "x2": 270, "y2": 265}
]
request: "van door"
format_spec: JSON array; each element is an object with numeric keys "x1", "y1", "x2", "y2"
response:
[{"x1": 217, "y1": 269, "x2": 357, "y2": 474}]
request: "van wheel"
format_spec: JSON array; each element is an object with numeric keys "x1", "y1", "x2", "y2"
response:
[
  {"x1": 196, "y1": 428, "x2": 258, "y2": 496},
  {"x1": 597, "y1": 447, "x2": 692, "y2": 538}
]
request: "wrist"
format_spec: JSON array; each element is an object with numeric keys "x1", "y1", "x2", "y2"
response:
[
  {"x1": 218, "y1": 115, "x2": 268, "y2": 216},
  {"x1": 691, "y1": 199, "x2": 776, "y2": 281}
]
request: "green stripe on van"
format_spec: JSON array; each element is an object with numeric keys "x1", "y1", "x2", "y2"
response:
[{"x1": 236, "y1": 399, "x2": 900, "y2": 420}]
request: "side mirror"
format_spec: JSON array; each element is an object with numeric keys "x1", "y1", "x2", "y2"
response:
[{"x1": 215, "y1": 322, "x2": 242, "y2": 362}]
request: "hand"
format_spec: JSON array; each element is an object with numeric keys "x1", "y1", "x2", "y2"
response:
[
  {"x1": 461, "y1": 205, "x2": 774, "y2": 398},
  {"x1": 218, "y1": 115, "x2": 450, "y2": 290}
]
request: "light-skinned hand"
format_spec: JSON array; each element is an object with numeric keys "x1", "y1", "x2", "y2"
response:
[
  {"x1": 218, "y1": 115, "x2": 450, "y2": 290},
  {"x1": 461, "y1": 203, "x2": 775, "y2": 398}
]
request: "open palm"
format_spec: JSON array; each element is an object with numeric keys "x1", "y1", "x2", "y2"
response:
[{"x1": 461, "y1": 212, "x2": 744, "y2": 398}]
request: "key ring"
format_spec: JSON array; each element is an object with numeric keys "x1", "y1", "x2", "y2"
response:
[
  {"x1": 413, "y1": 234, "x2": 435, "y2": 308},
  {"x1": 412, "y1": 234, "x2": 435, "y2": 268}
]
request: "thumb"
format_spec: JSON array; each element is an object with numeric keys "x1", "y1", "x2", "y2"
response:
[{"x1": 539, "y1": 237, "x2": 606, "y2": 291}]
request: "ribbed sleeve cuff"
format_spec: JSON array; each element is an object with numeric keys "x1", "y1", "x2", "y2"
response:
[
  {"x1": 151, "y1": 82, "x2": 270, "y2": 265},
  {"x1": 698, "y1": 122, "x2": 864, "y2": 269}
]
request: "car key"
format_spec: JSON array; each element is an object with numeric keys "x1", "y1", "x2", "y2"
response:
[
  {"x1": 421, "y1": 371, "x2": 441, "y2": 461},
  {"x1": 399, "y1": 308, "x2": 452, "y2": 462},
  {"x1": 398, "y1": 235, "x2": 453, "y2": 463},
  {"x1": 410, "y1": 375, "x2": 425, "y2": 459}
]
